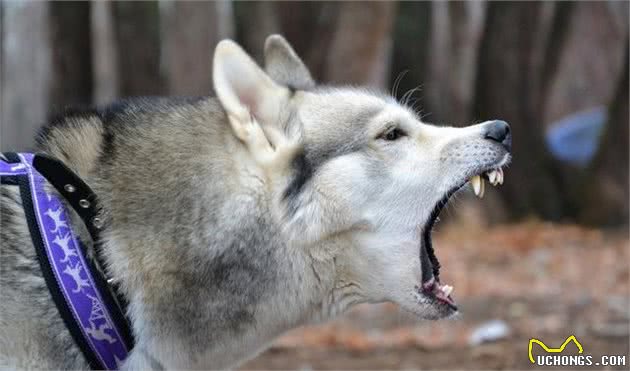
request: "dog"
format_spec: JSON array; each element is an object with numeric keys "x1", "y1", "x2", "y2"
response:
[{"x1": 0, "y1": 35, "x2": 511, "y2": 369}]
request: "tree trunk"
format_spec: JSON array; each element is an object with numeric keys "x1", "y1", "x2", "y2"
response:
[
  {"x1": 539, "y1": 1, "x2": 575, "y2": 116},
  {"x1": 233, "y1": 1, "x2": 280, "y2": 64},
  {"x1": 543, "y1": 1, "x2": 627, "y2": 124},
  {"x1": 161, "y1": 1, "x2": 233, "y2": 96},
  {"x1": 300, "y1": 2, "x2": 341, "y2": 82},
  {"x1": 274, "y1": 1, "x2": 325, "y2": 60},
  {"x1": 234, "y1": 1, "x2": 339, "y2": 82},
  {"x1": 473, "y1": 2, "x2": 563, "y2": 220},
  {"x1": 91, "y1": 0, "x2": 119, "y2": 105},
  {"x1": 578, "y1": 44, "x2": 629, "y2": 225},
  {"x1": 48, "y1": 1, "x2": 93, "y2": 114},
  {"x1": 324, "y1": 1, "x2": 397, "y2": 89},
  {"x1": 112, "y1": 1, "x2": 163, "y2": 96},
  {"x1": 1, "y1": 1, "x2": 51, "y2": 151},
  {"x1": 390, "y1": 1, "x2": 431, "y2": 105},
  {"x1": 426, "y1": 1, "x2": 486, "y2": 125}
]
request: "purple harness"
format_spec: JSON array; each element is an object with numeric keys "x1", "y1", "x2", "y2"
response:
[{"x1": 1, "y1": 153, "x2": 133, "y2": 369}]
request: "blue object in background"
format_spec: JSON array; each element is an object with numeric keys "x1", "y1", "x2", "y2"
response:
[{"x1": 545, "y1": 107, "x2": 607, "y2": 167}]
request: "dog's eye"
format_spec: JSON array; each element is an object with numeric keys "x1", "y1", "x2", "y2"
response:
[{"x1": 381, "y1": 128, "x2": 406, "y2": 141}]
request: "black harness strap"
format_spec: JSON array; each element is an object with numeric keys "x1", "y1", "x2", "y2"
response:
[
  {"x1": 32, "y1": 155, "x2": 102, "y2": 243},
  {"x1": 31, "y1": 154, "x2": 135, "y2": 352},
  {"x1": 3, "y1": 152, "x2": 103, "y2": 368}
]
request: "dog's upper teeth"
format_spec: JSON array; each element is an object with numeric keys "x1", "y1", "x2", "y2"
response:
[
  {"x1": 485, "y1": 168, "x2": 505, "y2": 187},
  {"x1": 488, "y1": 170, "x2": 497, "y2": 185},
  {"x1": 471, "y1": 175, "x2": 481, "y2": 194},
  {"x1": 471, "y1": 175, "x2": 484, "y2": 198}
]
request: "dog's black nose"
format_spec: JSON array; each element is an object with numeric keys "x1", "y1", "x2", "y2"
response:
[{"x1": 484, "y1": 120, "x2": 511, "y2": 152}]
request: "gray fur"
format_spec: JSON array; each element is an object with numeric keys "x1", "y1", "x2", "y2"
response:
[{"x1": 1, "y1": 35, "x2": 510, "y2": 369}]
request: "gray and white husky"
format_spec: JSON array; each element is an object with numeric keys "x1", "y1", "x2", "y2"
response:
[{"x1": 0, "y1": 35, "x2": 511, "y2": 369}]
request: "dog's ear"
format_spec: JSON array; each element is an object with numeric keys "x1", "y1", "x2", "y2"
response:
[
  {"x1": 213, "y1": 39, "x2": 288, "y2": 133},
  {"x1": 264, "y1": 35, "x2": 315, "y2": 91}
]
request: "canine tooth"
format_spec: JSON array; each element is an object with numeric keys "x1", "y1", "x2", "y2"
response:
[
  {"x1": 498, "y1": 168, "x2": 504, "y2": 185},
  {"x1": 471, "y1": 175, "x2": 482, "y2": 196},
  {"x1": 479, "y1": 177, "x2": 485, "y2": 198}
]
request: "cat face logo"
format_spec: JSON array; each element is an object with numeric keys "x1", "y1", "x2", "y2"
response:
[{"x1": 528, "y1": 335, "x2": 583, "y2": 364}]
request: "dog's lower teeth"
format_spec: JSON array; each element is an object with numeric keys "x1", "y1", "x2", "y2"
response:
[{"x1": 441, "y1": 285, "x2": 453, "y2": 296}]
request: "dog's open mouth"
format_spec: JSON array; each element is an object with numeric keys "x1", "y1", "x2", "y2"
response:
[{"x1": 417, "y1": 167, "x2": 506, "y2": 311}]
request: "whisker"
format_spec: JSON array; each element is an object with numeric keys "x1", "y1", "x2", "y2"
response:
[
  {"x1": 419, "y1": 111, "x2": 433, "y2": 121},
  {"x1": 391, "y1": 70, "x2": 409, "y2": 99},
  {"x1": 401, "y1": 86, "x2": 421, "y2": 106},
  {"x1": 409, "y1": 97, "x2": 426, "y2": 114}
]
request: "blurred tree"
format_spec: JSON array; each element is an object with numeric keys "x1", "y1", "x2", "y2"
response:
[
  {"x1": 543, "y1": 1, "x2": 627, "y2": 124},
  {"x1": 112, "y1": 1, "x2": 164, "y2": 96},
  {"x1": 426, "y1": 1, "x2": 486, "y2": 126},
  {"x1": 161, "y1": 1, "x2": 233, "y2": 96},
  {"x1": 1, "y1": 0, "x2": 627, "y2": 226},
  {"x1": 91, "y1": 0, "x2": 119, "y2": 105},
  {"x1": 539, "y1": 1, "x2": 575, "y2": 120},
  {"x1": 1, "y1": 1, "x2": 50, "y2": 151},
  {"x1": 324, "y1": 1, "x2": 397, "y2": 89},
  {"x1": 473, "y1": 2, "x2": 564, "y2": 220},
  {"x1": 240, "y1": 0, "x2": 426, "y2": 103},
  {"x1": 579, "y1": 44, "x2": 629, "y2": 225},
  {"x1": 48, "y1": 1, "x2": 93, "y2": 114},
  {"x1": 540, "y1": 1, "x2": 628, "y2": 224},
  {"x1": 275, "y1": 1, "x2": 336, "y2": 81},
  {"x1": 390, "y1": 2, "x2": 431, "y2": 106},
  {"x1": 274, "y1": 1, "x2": 325, "y2": 59},
  {"x1": 233, "y1": 1, "x2": 331, "y2": 76},
  {"x1": 233, "y1": 1, "x2": 281, "y2": 63}
]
